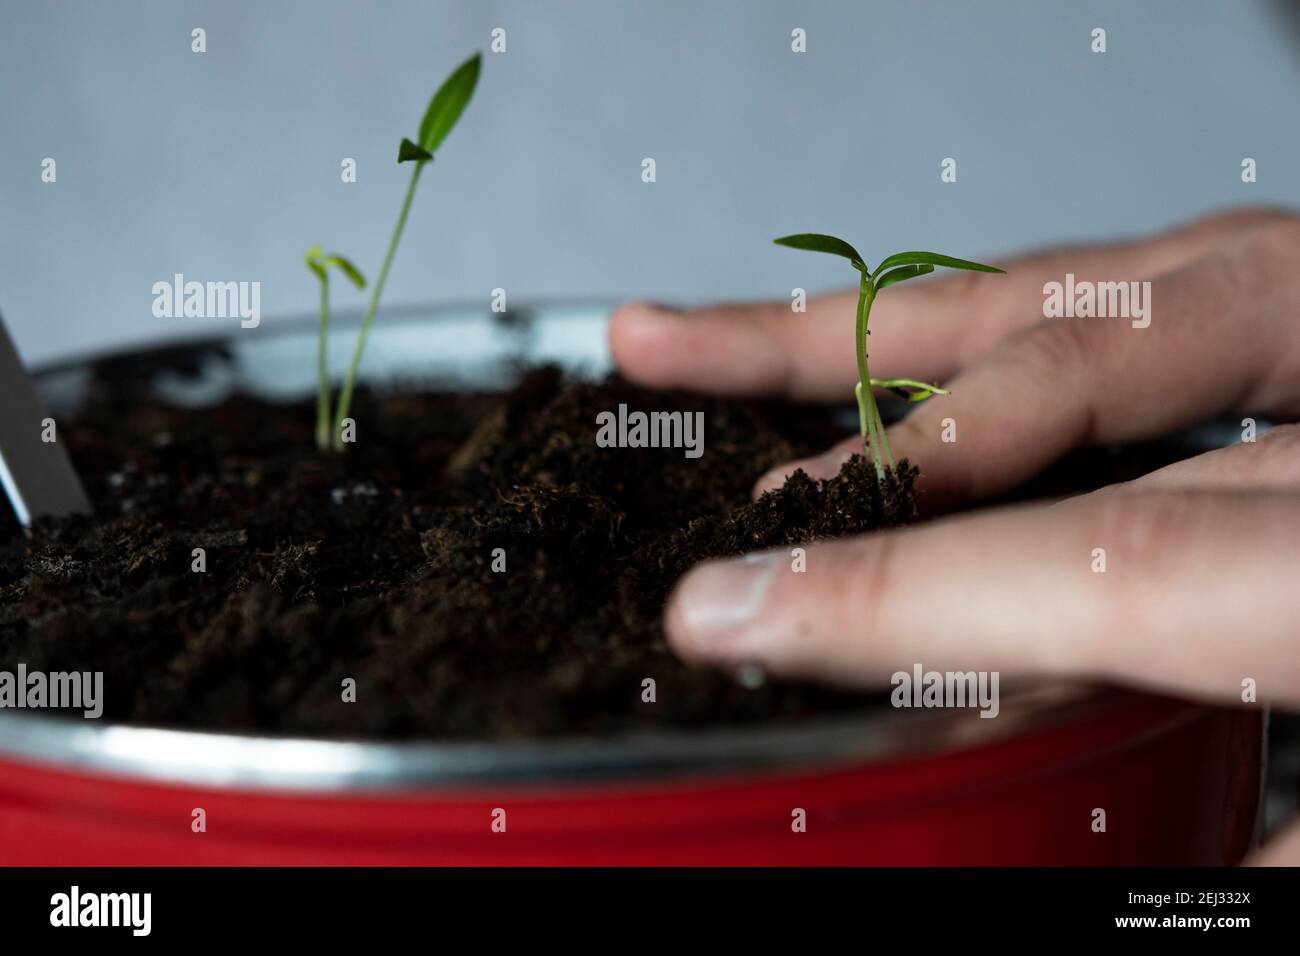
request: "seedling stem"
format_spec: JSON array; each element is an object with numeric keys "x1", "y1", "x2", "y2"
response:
[
  {"x1": 853, "y1": 274, "x2": 892, "y2": 477},
  {"x1": 331, "y1": 161, "x2": 423, "y2": 450},
  {"x1": 305, "y1": 245, "x2": 367, "y2": 451}
]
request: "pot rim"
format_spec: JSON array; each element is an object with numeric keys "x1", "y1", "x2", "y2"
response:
[
  {"x1": 2, "y1": 304, "x2": 1182, "y2": 792},
  {"x1": 28, "y1": 297, "x2": 618, "y2": 379},
  {"x1": 0, "y1": 683, "x2": 1113, "y2": 792}
]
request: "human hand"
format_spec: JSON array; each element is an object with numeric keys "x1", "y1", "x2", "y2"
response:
[{"x1": 610, "y1": 209, "x2": 1300, "y2": 860}]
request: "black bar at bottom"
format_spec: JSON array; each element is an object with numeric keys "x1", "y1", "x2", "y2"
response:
[{"x1": 0, "y1": 867, "x2": 1288, "y2": 942}]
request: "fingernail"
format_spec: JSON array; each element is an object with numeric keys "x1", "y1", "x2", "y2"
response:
[
  {"x1": 618, "y1": 302, "x2": 683, "y2": 333},
  {"x1": 669, "y1": 552, "x2": 780, "y2": 656}
]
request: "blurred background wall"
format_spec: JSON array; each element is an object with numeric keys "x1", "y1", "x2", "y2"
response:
[{"x1": 2, "y1": 0, "x2": 1298, "y2": 364}]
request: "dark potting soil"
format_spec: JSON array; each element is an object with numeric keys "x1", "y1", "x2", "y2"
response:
[{"x1": 0, "y1": 365, "x2": 917, "y2": 739}]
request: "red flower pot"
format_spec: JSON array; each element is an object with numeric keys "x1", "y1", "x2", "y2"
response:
[
  {"x1": 0, "y1": 687, "x2": 1262, "y2": 864},
  {"x1": 0, "y1": 305, "x2": 1263, "y2": 865}
]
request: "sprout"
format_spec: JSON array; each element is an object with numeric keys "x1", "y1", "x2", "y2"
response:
[
  {"x1": 773, "y1": 234, "x2": 1004, "y2": 477},
  {"x1": 304, "y1": 246, "x2": 366, "y2": 450},
  {"x1": 313, "y1": 51, "x2": 482, "y2": 451}
]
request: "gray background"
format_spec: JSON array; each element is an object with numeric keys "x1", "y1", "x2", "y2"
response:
[{"x1": 2, "y1": 0, "x2": 1298, "y2": 365}]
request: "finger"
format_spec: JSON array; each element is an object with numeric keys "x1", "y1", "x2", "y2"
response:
[
  {"x1": 1117, "y1": 423, "x2": 1300, "y2": 492},
  {"x1": 610, "y1": 208, "x2": 1293, "y2": 401},
  {"x1": 666, "y1": 490, "x2": 1300, "y2": 705},
  {"x1": 754, "y1": 416, "x2": 1300, "y2": 502},
  {"x1": 759, "y1": 218, "x2": 1300, "y2": 508}
]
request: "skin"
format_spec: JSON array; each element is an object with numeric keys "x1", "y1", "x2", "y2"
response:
[{"x1": 608, "y1": 207, "x2": 1300, "y2": 865}]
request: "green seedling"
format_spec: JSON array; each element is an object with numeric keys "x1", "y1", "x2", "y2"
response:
[
  {"x1": 305, "y1": 246, "x2": 367, "y2": 450},
  {"x1": 312, "y1": 51, "x2": 482, "y2": 451},
  {"x1": 773, "y1": 234, "x2": 1004, "y2": 478}
]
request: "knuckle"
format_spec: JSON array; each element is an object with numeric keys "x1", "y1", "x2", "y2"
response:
[
  {"x1": 1087, "y1": 493, "x2": 1209, "y2": 578},
  {"x1": 1000, "y1": 319, "x2": 1099, "y2": 386},
  {"x1": 937, "y1": 268, "x2": 1001, "y2": 312},
  {"x1": 839, "y1": 533, "x2": 901, "y2": 653},
  {"x1": 1243, "y1": 217, "x2": 1300, "y2": 263}
]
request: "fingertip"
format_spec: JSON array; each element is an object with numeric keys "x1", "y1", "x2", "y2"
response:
[
  {"x1": 663, "y1": 577, "x2": 702, "y2": 662},
  {"x1": 609, "y1": 300, "x2": 679, "y2": 331},
  {"x1": 607, "y1": 301, "x2": 683, "y2": 384},
  {"x1": 665, "y1": 552, "x2": 781, "y2": 664}
]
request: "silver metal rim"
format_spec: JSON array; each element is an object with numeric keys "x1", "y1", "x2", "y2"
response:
[{"x1": 0, "y1": 683, "x2": 1105, "y2": 792}]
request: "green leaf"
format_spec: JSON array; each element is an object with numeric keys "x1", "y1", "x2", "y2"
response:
[
  {"x1": 305, "y1": 246, "x2": 367, "y2": 288},
  {"x1": 874, "y1": 263, "x2": 934, "y2": 290},
  {"x1": 304, "y1": 244, "x2": 327, "y2": 281},
  {"x1": 872, "y1": 251, "x2": 1004, "y2": 279},
  {"x1": 397, "y1": 137, "x2": 433, "y2": 163},
  {"x1": 417, "y1": 51, "x2": 482, "y2": 155},
  {"x1": 773, "y1": 233, "x2": 868, "y2": 271},
  {"x1": 321, "y1": 254, "x2": 367, "y2": 289},
  {"x1": 870, "y1": 377, "x2": 951, "y2": 403}
]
